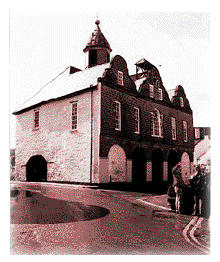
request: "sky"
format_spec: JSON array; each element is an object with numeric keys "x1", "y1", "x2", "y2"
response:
[{"x1": 9, "y1": 11, "x2": 211, "y2": 148}]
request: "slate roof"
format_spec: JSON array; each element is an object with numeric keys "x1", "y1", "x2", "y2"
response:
[
  {"x1": 83, "y1": 20, "x2": 112, "y2": 52},
  {"x1": 13, "y1": 63, "x2": 110, "y2": 115}
]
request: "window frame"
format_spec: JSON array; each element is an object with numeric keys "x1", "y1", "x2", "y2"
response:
[
  {"x1": 183, "y1": 120, "x2": 188, "y2": 142},
  {"x1": 117, "y1": 71, "x2": 124, "y2": 86},
  {"x1": 179, "y1": 97, "x2": 184, "y2": 107},
  {"x1": 114, "y1": 101, "x2": 121, "y2": 131},
  {"x1": 149, "y1": 84, "x2": 154, "y2": 98},
  {"x1": 151, "y1": 109, "x2": 163, "y2": 138},
  {"x1": 71, "y1": 101, "x2": 78, "y2": 131},
  {"x1": 158, "y1": 87, "x2": 163, "y2": 101},
  {"x1": 195, "y1": 127, "x2": 200, "y2": 139},
  {"x1": 171, "y1": 117, "x2": 176, "y2": 140},
  {"x1": 33, "y1": 109, "x2": 40, "y2": 130},
  {"x1": 134, "y1": 107, "x2": 140, "y2": 134}
]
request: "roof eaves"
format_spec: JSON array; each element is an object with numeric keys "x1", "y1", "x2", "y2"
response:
[{"x1": 13, "y1": 85, "x2": 98, "y2": 115}]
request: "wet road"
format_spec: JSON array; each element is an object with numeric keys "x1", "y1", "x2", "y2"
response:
[{"x1": 10, "y1": 183, "x2": 206, "y2": 255}]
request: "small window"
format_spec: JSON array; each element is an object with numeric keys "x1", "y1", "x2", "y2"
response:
[
  {"x1": 71, "y1": 102, "x2": 78, "y2": 130},
  {"x1": 89, "y1": 50, "x2": 97, "y2": 66},
  {"x1": 149, "y1": 84, "x2": 154, "y2": 98},
  {"x1": 158, "y1": 88, "x2": 163, "y2": 101},
  {"x1": 115, "y1": 101, "x2": 121, "y2": 131},
  {"x1": 33, "y1": 110, "x2": 39, "y2": 129},
  {"x1": 171, "y1": 117, "x2": 176, "y2": 140},
  {"x1": 134, "y1": 107, "x2": 140, "y2": 134},
  {"x1": 117, "y1": 71, "x2": 123, "y2": 86},
  {"x1": 195, "y1": 127, "x2": 200, "y2": 139},
  {"x1": 106, "y1": 52, "x2": 110, "y2": 63},
  {"x1": 179, "y1": 97, "x2": 184, "y2": 107},
  {"x1": 183, "y1": 121, "x2": 188, "y2": 142}
]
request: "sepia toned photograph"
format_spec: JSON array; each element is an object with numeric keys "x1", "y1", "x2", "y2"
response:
[{"x1": 9, "y1": 11, "x2": 211, "y2": 256}]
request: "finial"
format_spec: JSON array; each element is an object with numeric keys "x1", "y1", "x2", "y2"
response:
[{"x1": 95, "y1": 19, "x2": 100, "y2": 26}]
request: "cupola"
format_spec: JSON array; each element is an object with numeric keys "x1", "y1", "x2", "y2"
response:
[{"x1": 83, "y1": 20, "x2": 112, "y2": 68}]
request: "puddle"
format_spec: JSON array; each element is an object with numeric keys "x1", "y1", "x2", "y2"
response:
[{"x1": 10, "y1": 190, "x2": 110, "y2": 224}]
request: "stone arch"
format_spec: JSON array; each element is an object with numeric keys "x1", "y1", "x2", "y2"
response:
[
  {"x1": 26, "y1": 155, "x2": 47, "y2": 182},
  {"x1": 152, "y1": 149, "x2": 163, "y2": 183},
  {"x1": 108, "y1": 144, "x2": 126, "y2": 182},
  {"x1": 132, "y1": 147, "x2": 146, "y2": 184},
  {"x1": 167, "y1": 150, "x2": 179, "y2": 185}
]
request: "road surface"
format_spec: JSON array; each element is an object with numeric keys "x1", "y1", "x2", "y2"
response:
[{"x1": 10, "y1": 182, "x2": 207, "y2": 255}]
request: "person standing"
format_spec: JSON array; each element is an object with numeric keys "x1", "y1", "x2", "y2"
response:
[
  {"x1": 190, "y1": 165, "x2": 202, "y2": 216},
  {"x1": 172, "y1": 164, "x2": 185, "y2": 214}
]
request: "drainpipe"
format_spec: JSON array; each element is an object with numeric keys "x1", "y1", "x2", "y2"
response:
[{"x1": 90, "y1": 88, "x2": 94, "y2": 184}]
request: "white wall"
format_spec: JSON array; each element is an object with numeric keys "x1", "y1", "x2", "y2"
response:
[{"x1": 15, "y1": 90, "x2": 100, "y2": 182}]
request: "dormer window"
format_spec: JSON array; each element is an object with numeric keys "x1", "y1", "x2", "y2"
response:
[
  {"x1": 179, "y1": 97, "x2": 184, "y2": 107},
  {"x1": 117, "y1": 71, "x2": 123, "y2": 85}
]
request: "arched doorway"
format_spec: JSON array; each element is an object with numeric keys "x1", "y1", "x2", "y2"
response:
[
  {"x1": 132, "y1": 147, "x2": 146, "y2": 184},
  {"x1": 108, "y1": 145, "x2": 126, "y2": 182},
  {"x1": 152, "y1": 149, "x2": 163, "y2": 182},
  {"x1": 167, "y1": 151, "x2": 178, "y2": 185},
  {"x1": 26, "y1": 155, "x2": 47, "y2": 182}
]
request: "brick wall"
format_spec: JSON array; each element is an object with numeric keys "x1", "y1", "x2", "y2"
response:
[{"x1": 100, "y1": 84, "x2": 194, "y2": 158}]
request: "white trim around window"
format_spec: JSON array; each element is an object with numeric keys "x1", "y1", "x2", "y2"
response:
[
  {"x1": 149, "y1": 84, "x2": 154, "y2": 98},
  {"x1": 195, "y1": 127, "x2": 200, "y2": 139},
  {"x1": 158, "y1": 88, "x2": 163, "y2": 101},
  {"x1": 183, "y1": 120, "x2": 188, "y2": 142},
  {"x1": 171, "y1": 117, "x2": 176, "y2": 140},
  {"x1": 71, "y1": 101, "x2": 78, "y2": 131},
  {"x1": 115, "y1": 101, "x2": 121, "y2": 131},
  {"x1": 151, "y1": 109, "x2": 163, "y2": 138},
  {"x1": 134, "y1": 107, "x2": 140, "y2": 134},
  {"x1": 179, "y1": 97, "x2": 184, "y2": 107},
  {"x1": 117, "y1": 71, "x2": 123, "y2": 86}
]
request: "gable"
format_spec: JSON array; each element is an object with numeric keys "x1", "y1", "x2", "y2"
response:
[
  {"x1": 102, "y1": 55, "x2": 137, "y2": 94},
  {"x1": 171, "y1": 85, "x2": 192, "y2": 112},
  {"x1": 135, "y1": 64, "x2": 171, "y2": 104},
  {"x1": 13, "y1": 63, "x2": 110, "y2": 115}
]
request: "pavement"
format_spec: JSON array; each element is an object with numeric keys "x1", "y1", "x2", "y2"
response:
[{"x1": 136, "y1": 193, "x2": 210, "y2": 252}]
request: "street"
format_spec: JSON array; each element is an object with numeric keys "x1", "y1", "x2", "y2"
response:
[{"x1": 10, "y1": 182, "x2": 207, "y2": 255}]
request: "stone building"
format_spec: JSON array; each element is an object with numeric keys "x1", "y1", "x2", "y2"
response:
[{"x1": 13, "y1": 20, "x2": 194, "y2": 188}]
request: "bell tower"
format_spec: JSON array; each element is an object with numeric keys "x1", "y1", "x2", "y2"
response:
[{"x1": 83, "y1": 20, "x2": 112, "y2": 68}]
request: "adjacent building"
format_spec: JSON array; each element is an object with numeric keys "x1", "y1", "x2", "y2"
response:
[{"x1": 13, "y1": 20, "x2": 194, "y2": 188}]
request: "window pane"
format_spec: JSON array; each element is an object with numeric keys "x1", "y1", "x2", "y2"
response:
[
  {"x1": 34, "y1": 111, "x2": 39, "y2": 128},
  {"x1": 115, "y1": 101, "x2": 121, "y2": 130},
  {"x1": 149, "y1": 85, "x2": 154, "y2": 98},
  {"x1": 71, "y1": 103, "x2": 78, "y2": 130},
  {"x1": 117, "y1": 71, "x2": 123, "y2": 85}
]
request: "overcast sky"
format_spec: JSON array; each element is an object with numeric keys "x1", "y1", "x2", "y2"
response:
[{"x1": 9, "y1": 11, "x2": 211, "y2": 148}]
